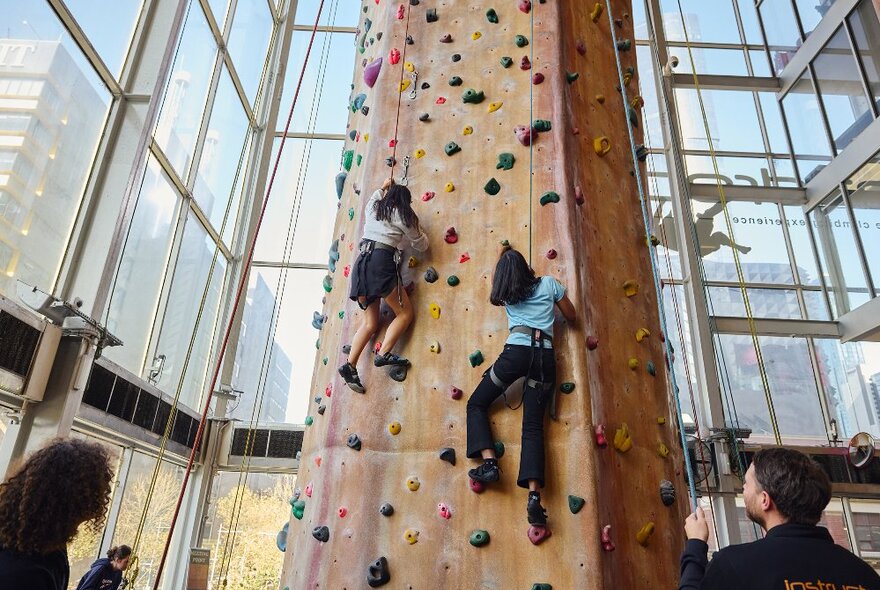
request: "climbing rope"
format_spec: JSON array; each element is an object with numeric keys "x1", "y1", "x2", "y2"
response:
[
  {"x1": 149, "y1": 1, "x2": 328, "y2": 586},
  {"x1": 527, "y1": 0, "x2": 535, "y2": 265},
  {"x1": 389, "y1": 1, "x2": 413, "y2": 179}
]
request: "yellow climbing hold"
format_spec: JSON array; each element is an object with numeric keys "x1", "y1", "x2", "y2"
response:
[
  {"x1": 389, "y1": 422, "x2": 402, "y2": 435},
  {"x1": 631, "y1": 95, "x2": 645, "y2": 109},
  {"x1": 623, "y1": 280, "x2": 639, "y2": 297},
  {"x1": 636, "y1": 522, "x2": 655, "y2": 547},
  {"x1": 463, "y1": 126, "x2": 473, "y2": 135},
  {"x1": 408, "y1": 256, "x2": 419, "y2": 268},
  {"x1": 404, "y1": 62, "x2": 415, "y2": 72},
  {"x1": 488, "y1": 101, "x2": 503, "y2": 113},
  {"x1": 624, "y1": 71, "x2": 633, "y2": 87},
  {"x1": 628, "y1": 357, "x2": 639, "y2": 370},
  {"x1": 414, "y1": 148, "x2": 426, "y2": 159},
  {"x1": 429, "y1": 303, "x2": 440, "y2": 319},
  {"x1": 472, "y1": 31, "x2": 482, "y2": 40},
  {"x1": 590, "y1": 2, "x2": 603, "y2": 22},
  {"x1": 657, "y1": 416, "x2": 667, "y2": 425},
  {"x1": 445, "y1": 182, "x2": 455, "y2": 192},
  {"x1": 613, "y1": 423, "x2": 632, "y2": 453},
  {"x1": 404, "y1": 529, "x2": 420, "y2": 544},
  {"x1": 635, "y1": 327, "x2": 651, "y2": 342},
  {"x1": 406, "y1": 476, "x2": 420, "y2": 491},
  {"x1": 364, "y1": 133, "x2": 369, "y2": 142},
  {"x1": 430, "y1": 341, "x2": 441, "y2": 353},
  {"x1": 596, "y1": 94, "x2": 606, "y2": 104},
  {"x1": 657, "y1": 442, "x2": 670, "y2": 458},
  {"x1": 399, "y1": 79, "x2": 411, "y2": 93},
  {"x1": 593, "y1": 136, "x2": 612, "y2": 156}
]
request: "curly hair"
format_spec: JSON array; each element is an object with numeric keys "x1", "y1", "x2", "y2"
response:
[{"x1": 0, "y1": 438, "x2": 113, "y2": 554}]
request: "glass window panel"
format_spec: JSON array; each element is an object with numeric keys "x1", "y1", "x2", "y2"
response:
[
  {"x1": 63, "y1": 0, "x2": 143, "y2": 76},
  {"x1": 846, "y1": 153, "x2": 880, "y2": 295},
  {"x1": 716, "y1": 334, "x2": 827, "y2": 443},
  {"x1": 760, "y1": 0, "x2": 803, "y2": 74},
  {"x1": 749, "y1": 49, "x2": 773, "y2": 76},
  {"x1": 154, "y1": 213, "x2": 227, "y2": 409},
  {"x1": 811, "y1": 190, "x2": 872, "y2": 313},
  {"x1": 803, "y1": 289, "x2": 830, "y2": 319},
  {"x1": 772, "y1": 157, "x2": 800, "y2": 187},
  {"x1": 758, "y1": 92, "x2": 790, "y2": 154},
  {"x1": 783, "y1": 205, "x2": 822, "y2": 285},
  {"x1": 192, "y1": 65, "x2": 249, "y2": 240},
  {"x1": 782, "y1": 73, "x2": 833, "y2": 181},
  {"x1": 295, "y1": 0, "x2": 359, "y2": 28},
  {"x1": 633, "y1": 0, "x2": 648, "y2": 40},
  {"x1": 105, "y1": 157, "x2": 180, "y2": 374},
  {"x1": 849, "y1": 0, "x2": 880, "y2": 111},
  {"x1": 0, "y1": 1, "x2": 111, "y2": 299},
  {"x1": 677, "y1": 89, "x2": 764, "y2": 152},
  {"x1": 154, "y1": 2, "x2": 216, "y2": 181},
  {"x1": 227, "y1": 0, "x2": 273, "y2": 106},
  {"x1": 707, "y1": 286, "x2": 803, "y2": 319},
  {"x1": 637, "y1": 45, "x2": 663, "y2": 149},
  {"x1": 795, "y1": 0, "x2": 838, "y2": 36},
  {"x1": 819, "y1": 498, "x2": 852, "y2": 550},
  {"x1": 111, "y1": 453, "x2": 186, "y2": 590},
  {"x1": 653, "y1": 197, "x2": 684, "y2": 280},
  {"x1": 661, "y1": 284, "x2": 699, "y2": 422},
  {"x1": 813, "y1": 27, "x2": 873, "y2": 153},
  {"x1": 253, "y1": 138, "x2": 341, "y2": 264},
  {"x1": 282, "y1": 31, "x2": 356, "y2": 134},
  {"x1": 660, "y1": 0, "x2": 742, "y2": 43},
  {"x1": 697, "y1": 201, "x2": 794, "y2": 284},
  {"x1": 852, "y1": 499, "x2": 880, "y2": 556},
  {"x1": 669, "y1": 46, "x2": 750, "y2": 76},
  {"x1": 685, "y1": 154, "x2": 780, "y2": 187},
  {"x1": 206, "y1": 0, "x2": 230, "y2": 30},
  {"x1": 814, "y1": 339, "x2": 880, "y2": 439},
  {"x1": 739, "y1": 1, "x2": 766, "y2": 45},
  {"x1": 231, "y1": 267, "x2": 327, "y2": 423}
]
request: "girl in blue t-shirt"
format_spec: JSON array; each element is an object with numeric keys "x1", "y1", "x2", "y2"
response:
[{"x1": 466, "y1": 248, "x2": 576, "y2": 527}]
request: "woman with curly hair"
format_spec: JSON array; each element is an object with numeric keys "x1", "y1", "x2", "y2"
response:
[{"x1": 0, "y1": 438, "x2": 114, "y2": 590}]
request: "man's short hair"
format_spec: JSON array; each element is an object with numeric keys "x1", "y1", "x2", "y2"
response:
[{"x1": 751, "y1": 447, "x2": 832, "y2": 526}]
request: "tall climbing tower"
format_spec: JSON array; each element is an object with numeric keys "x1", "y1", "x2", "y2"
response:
[{"x1": 281, "y1": 1, "x2": 688, "y2": 588}]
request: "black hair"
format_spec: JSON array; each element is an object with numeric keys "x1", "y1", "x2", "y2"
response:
[
  {"x1": 490, "y1": 248, "x2": 540, "y2": 306},
  {"x1": 751, "y1": 447, "x2": 831, "y2": 526},
  {"x1": 107, "y1": 545, "x2": 132, "y2": 560},
  {"x1": 374, "y1": 185, "x2": 420, "y2": 230}
]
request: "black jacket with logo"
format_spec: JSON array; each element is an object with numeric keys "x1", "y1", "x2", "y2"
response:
[{"x1": 680, "y1": 523, "x2": 880, "y2": 590}]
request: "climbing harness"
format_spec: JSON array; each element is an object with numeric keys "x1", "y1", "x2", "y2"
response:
[{"x1": 488, "y1": 326, "x2": 553, "y2": 412}]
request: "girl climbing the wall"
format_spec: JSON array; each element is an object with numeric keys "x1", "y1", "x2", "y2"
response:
[
  {"x1": 466, "y1": 247, "x2": 576, "y2": 527},
  {"x1": 338, "y1": 178, "x2": 429, "y2": 393}
]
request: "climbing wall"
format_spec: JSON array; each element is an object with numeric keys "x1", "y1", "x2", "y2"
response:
[{"x1": 282, "y1": 1, "x2": 687, "y2": 588}]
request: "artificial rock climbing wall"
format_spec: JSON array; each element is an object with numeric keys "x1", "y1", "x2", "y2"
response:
[{"x1": 281, "y1": 1, "x2": 687, "y2": 588}]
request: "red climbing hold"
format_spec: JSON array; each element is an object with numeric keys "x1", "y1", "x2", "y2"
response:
[
  {"x1": 546, "y1": 249, "x2": 557, "y2": 260},
  {"x1": 577, "y1": 40, "x2": 587, "y2": 55},
  {"x1": 586, "y1": 335, "x2": 599, "y2": 350},
  {"x1": 436, "y1": 96, "x2": 447, "y2": 104},
  {"x1": 325, "y1": 383, "x2": 333, "y2": 397},
  {"x1": 469, "y1": 478, "x2": 485, "y2": 493},
  {"x1": 595, "y1": 424, "x2": 608, "y2": 448},
  {"x1": 397, "y1": 4, "x2": 405, "y2": 19},
  {"x1": 451, "y1": 386, "x2": 463, "y2": 400},
  {"x1": 355, "y1": 132, "x2": 361, "y2": 142},
  {"x1": 520, "y1": 56, "x2": 531, "y2": 70},
  {"x1": 601, "y1": 525, "x2": 616, "y2": 551},
  {"x1": 532, "y1": 72, "x2": 544, "y2": 84},
  {"x1": 459, "y1": 252, "x2": 470, "y2": 263},
  {"x1": 389, "y1": 139, "x2": 397, "y2": 148},
  {"x1": 438, "y1": 503, "x2": 452, "y2": 519},
  {"x1": 315, "y1": 456, "x2": 322, "y2": 467},
  {"x1": 444, "y1": 227, "x2": 458, "y2": 244},
  {"x1": 338, "y1": 506, "x2": 348, "y2": 517},
  {"x1": 343, "y1": 265, "x2": 351, "y2": 277},
  {"x1": 575, "y1": 185, "x2": 585, "y2": 206},
  {"x1": 421, "y1": 191, "x2": 435, "y2": 201},
  {"x1": 518, "y1": 0, "x2": 532, "y2": 13},
  {"x1": 374, "y1": 341, "x2": 382, "y2": 355},
  {"x1": 528, "y1": 526, "x2": 552, "y2": 545},
  {"x1": 572, "y1": 127, "x2": 580, "y2": 136},
  {"x1": 514, "y1": 125, "x2": 533, "y2": 146},
  {"x1": 390, "y1": 48, "x2": 401, "y2": 65}
]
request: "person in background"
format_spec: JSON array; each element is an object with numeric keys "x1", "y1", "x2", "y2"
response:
[
  {"x1": 76, "y1": 545, "x2": 131, "y2": 590},
  {"x1": 680, "y1": 447, "x2": 880, "y2": 590},
  {"x1": 0, "y1": 437, "x2": 114, "y2": 590}
]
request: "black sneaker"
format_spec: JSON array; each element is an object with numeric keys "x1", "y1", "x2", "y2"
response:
[
  {"x1": 527, "y1": 493, "x2": 548, "y2": 526},
  {"x1": 468, "y1": 461, "x2": 500, "y2": 483},
  {"x1": 374, "y1": 352, "x2": 410, "y2": 367},
  {"x1": 338, "y1": 363, "x2": 365, "y2": 393}
]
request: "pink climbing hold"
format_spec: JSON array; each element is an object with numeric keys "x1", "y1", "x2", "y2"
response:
[
  {"x1": 459, "y1": 252, "x2": 470, "y2": 263},
  {"x1": 374, "y1": 341, "x2": 382, "y2": 355},
  {"x1": 601, "y1": 525, "x2": 616, "y2": 552},
  {"x1": 421, "y1": 191, "x2": 435, "y2": 201},
  {"x1": 586, "y1": 335, "x2": 599, "y2": 350},
  {"x1": 520, "y1": 56, "x2": 531, "y2": 70},
  {"x1": 389, "y1": 48, "x2": 401, "y2": 65},
  {"x1": 355, "y1": 132, "x2": 361, "y2": 142},
  {"x1": 325, "y1": 383, "x2": 333, "y2": 397},
  {"x1": 438, "y1": 503, "x2": 452, "y2": 519},
  {"x1": 389, "y1": 139, "x2": 397, "y2": 148},
  {"x1": 436, "y1": 96, "x2": 447, "y2": 104},
  {"x1": 444, "y1": 227, "x2": 458, "y2": 244},
  {"x1": 546, "y1": 249, "x2": 557, "y2": 260},
  {"x1": 575, "y1": 185, "x2": 585, "y2": 206},
  {"x1": 528, "y1": 525, "x2": 552, "y2": 545},
  {"x1": 397, "y1": 4, "x2": 405, "y2": 19},
  {"x1": 532, "y1": 72, "x2": 544, "y2": 84},
  {"x1": 518, "y1": 0, "x2": 532, "y2": 13},
  {"x1": 440, "y1": 33, "x2": 453, "y2": 43},
  {"x1": 577, "y1": 40, "x2": 587, "y2": 55},
  {"x1": 343, "y1": 265, "x2": 351, "y2": 277},
  {"x1": 469, "y1": 478, "x2": 485, "y2": 493},
  {"x1": 595, "y1": 424, "x2": 608, "y2": 448},
  {"x1": 305, "y1": 482, "x2": 313, "y2": 497},
  {"x1": 364, "y1": 57, "x2": 383, "y2": 88},
  {"x1": 514, "y1": 125, "x2": 533, "y2": 146},
  {"x1": 451, "y1": 386, "x2": 463, "y2": 400},
  {"x1": 338, "y1": 506, "x2": 348, "y2": 518}
]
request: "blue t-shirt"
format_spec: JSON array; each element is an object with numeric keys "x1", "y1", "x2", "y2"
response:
[{"x1": 505, "y1": 276, "x2": 566, "y2": 347}]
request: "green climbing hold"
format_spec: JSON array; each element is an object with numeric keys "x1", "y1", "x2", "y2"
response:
[
  {"x1": 568, "y1": 495, "x2": 586, "y2": 514},
  {"x1": 628, "y1": 107, "x2": 639, "y2": 128},
  {"x1": 469, "y1": 350, "x2": 484, "y2": 367},
  {"x1": 515, "y1": 34, "x2": 529, "y2": 47},
  {"x1": 560, "y1": 382, "x2": 575, "y2": 394},
  {"x1": 445, "y1": 141, "x2": 461, "y2": 156},
  {"x1": 484, "y1": 177, "x2": 501, "y2": 195},
  {"x1": 500, "y1": 239, "x2": 510, "y2": 248},
  {"x1": 315, "y1": 339, "x2": 320, "y2": 349},
  {"x1": 338, "y1": 311, "x2": 345, "y2": 318},
  {"x1": 292, "y1": 499, "x2": 306, "y2": 520},
  {"x1": 616, "y1": 39, "x2": 632, "y2": 52},
  {"x1": 486, "y1": 8, "x2": 499, "y2": 23},
  {"x1": 647, "y1": 361, "x2": 656, "y2": 376},
  {"x1": 462, "y1": 88, "x2": 485, "y2": 104},
  {"x1": 342, "y1": 150, "x2": 354, "y2": 171},
  {"x1": 305, "y1": 416, "x2": 314, "y2": 426},
  {"x1": 348, "y1": 208, "x2": 355, "y2": 220},
  {"x1": 449, "y1": 76, "x2": 463, "y2": 86},
  {"x1": 532, "y1": 119, "x2": 552, "y2": 132},
  {"x1": 469, "y1": 529, "x2": 490, "y2": 547},
  {"x1": 500, "y1": 56, "x2": 513, "y2": 68},
  {"x1": 566, "y1": 71, "x2": 580, "y2": 83},
  {"x1": 496, "y1": 153, "x2": 515, "y2": 170},
  {"x1": 322, "y1": 274, "x2": 333, "y2": 292},
  {"x1": 356, "y1": 154, "x2": 363, "y2": 166},
  {"x1": 493, "y1": 440, "x2": 505, "y2": 458},
  {"x1": 540, "y1": 191, "x2": 560, "y2": 206},
  {"x1": 322, "y1": 357, "x2": 328, "y2": 365},
  {"x1": 531, "y1": 585, "x2": 552, "y2": 590},
  {"x1": 447, "y1": 275, "x2": 460, "y2": 286}
]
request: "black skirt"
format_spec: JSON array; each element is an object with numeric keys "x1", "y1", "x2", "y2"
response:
[{"x1": 349, "y1": 245, "x2": 399, "y2": 308}]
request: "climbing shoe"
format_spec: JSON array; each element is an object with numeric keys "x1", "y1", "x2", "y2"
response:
[
  {"x1": 374, "y1": 352, "x2": 410, "y2": 367},
  {"x1": 527, "y1": 492, "x2": 548, "y2": 526},
  {"x1": 468, "y1": 460, "x2": 500, "y2": 483},
  {"x1": 338, "y1": 363, "x2": 365, "y2": 393}
]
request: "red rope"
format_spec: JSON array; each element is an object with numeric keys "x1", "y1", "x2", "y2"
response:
[
  {"x1": 150, "y1": 2, "x2": 326, "y2": 585},
  {"x1": 390, "y1": 2, "x2": 412, "y2": 174}
]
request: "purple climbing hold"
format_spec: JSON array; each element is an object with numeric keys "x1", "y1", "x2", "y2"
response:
[{"x1": 364, "y1": 58, "x2": 383, "y2": 88}]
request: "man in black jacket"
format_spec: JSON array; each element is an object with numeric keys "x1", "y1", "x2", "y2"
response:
[{"x1": 680, "y1": 447, "x2": 880, "y2": 590}]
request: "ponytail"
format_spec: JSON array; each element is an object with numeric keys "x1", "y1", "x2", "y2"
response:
[{"x1": 107, "y1": 545, "x2": 132, "y2": 560}]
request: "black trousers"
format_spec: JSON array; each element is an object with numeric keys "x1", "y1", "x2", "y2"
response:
[{"x1": 466, "y1": 343, "x2": 556, "y2": 488}]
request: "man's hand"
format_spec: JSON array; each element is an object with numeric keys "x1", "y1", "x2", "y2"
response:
[
  {"x1": 382, "y1": 177, "x2": 394, "y2": 190},
  {"x1": 684, "y1": 506, "x2": 710, "y2": 542}
]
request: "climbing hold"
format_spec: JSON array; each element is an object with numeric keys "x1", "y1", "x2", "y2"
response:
[
  {"x1": 628, "y1": 107, "x2": 639, "y2": 128},
  {"x1": 351, "y1": 94, "x2": 366, "y2": 112},
  {"x1": 657, "y1": 416, "x2": 667, "y2": 425},
  {"x1": 469, "y1": 478, "x2": 485, "y2": 493},
  {"x1": 291, "y1": 500, "x2": 305, "y2": 520},
  {"x1": 404, "y1": 529, "x2": 420, "y2": 544},
  {"x1": 364, "y1": 58, "x2": 383, "y2": 87},
  {"x1": 500, "y1": 56, "x2": 513, "y2": 68},
  {"x1": 559, "y1": 382, "x2": 575, "y2": 394},
  {"x1": 544, "y1": 249, "x2": 558, "y2": 261},
  {"x1": 469, "y1": 350, "x2": 484, "y2": 367},
  {"x1": 472, "y1": 31, "x2": 482, "y2": 40},
  {"x1": 660, "y1": 480, "x2": 676, "y2": 506},
  {"x1": 406, "y1": 476, "x2": 420, "y2": 491},
  {"x1": 518, "y1": 0, "x2": 532, "y2": 12},
  {"x1": 636, "y1": 522, "x2": 655, "y2": 547},
  {"x1": 448, "y1": 76, "x2": 462, "y2": 86},
  {"x1": 388, "y1": 422, "x2": 401, "y2": 435},
  {"x1": 347, "y1": 434, "x2": 362, "y2": 451},
  {"x1": 484, "y1": 178, "x2": 501, "y2": 195},
  {"x1": 590, "y1": 3, "x2": 603, "y2": 22},
  {"x1": 623, "y1": 280, "x2": 639, "y2": 297},
  {"x1": 446, "y1": 275, "x2": 460, "y2": 287},
  {"x1": 596, "y1": 94, "x2": 606, "y2": 104},
  {"x1": 587, "y1": 335, "x2": 599, "y2": 350},
  {"x1": 657, "y1": 443, "x2": 670, "y2": 458},
  {"x1": 425, "y1": 267, "x2": 439, "y2": 283},
  {"x1": 367, "y1": 556, "x2": 391, "y2": 588},
  {"x1": 462, "y1": 88, "x2": 485, "y2": 104},
  {"x1": 463, "y1": 125, "x2": 473, "y2": 135},
  {"x1": 438, "y1": 503, "x2": 452, "y2": 519},
  {"x1": 636, "y1": 144, "x2": 649, "y2": 162},
  {"x1": 311, "y1": 311, "x2": 326, "y2": 329},
  {"x1": 515, "y1": 35, "x2": 529, "y2": 47},
  {"x1": 389, "y1": 365, "x2": 408, "y2": 382},
  {"x1": 514, "y1": 125, "x2": 533, "y2": 146},
  {"x1": 436, "y1": 96, "x2": 447, "y2": 104},
  {"x1": 389, "y1": 48, "x2": 401, "y2": 65},
  {"x1": 496, "y1": 153, "x2": 515, "y2": 170},
  {"x1": 444, "y1": 141, "x2": 460, "y2": 156},
  {"x1": 576, "y1": 40, "x2": 587, "y2": 55},
  {"x1": 528, "y1": 526, "x2": 552, "y2": 545},
  {"x1": 574, "y1": 185, "x2": 585, "y2": 206},
  {"x1": 568, "y1": 495, "x2": 586, "y2": 514},
  {"x1": 440, "y1": 33, "x2": 453, "y2": 43},
  {"x1": 623, "y1": 67, "x2": 635, "y2": 87},
  {"x1": 444, "y1": 227, "x2": 458, "y2": 243},
  {"x1": 532, "y1": 119, "x2": 551, "y2": 132},
  {"x1": 493, "y1": 441, "x2": 505, "y2": 458},
  {"x1": 636, "y1": 327, "x2": 651, "y2": 342},
  {"x1": 631, "y1": 95, "x2": 645, "y2": 109},
  {"x1": 439, "y1": 447, "x2": 456, "y2": 465},
  {"x1": 342, "y1": 150, "x2": 354, "y2": 172},
  {"x1": 444, "y1": 182, "x2": 455, "y2": 192},
  {"x1": 451, "y1": 386, "x2": 463, "y2": 400},
  {"x1": 419, "y1": 112, "x2": 430, "y2": 122},
  {"x1": 421, "y1": 82, "x2": 431, "y2": 90},
  {"x1": 312, "y1": 525, "x2": 330, "y2": 542},
  {"x1": 488, "y1": 101, "x2": 503, "y2": 114},
  {"x1": 593, "y1": 136, "x2": 612, "y2": 156},
  {"x1": 317, "y1": 405, "x2": 326, "y2": 415},
  {"x1": 531, "y1": 585, "x2": 552, "y2": 590},
  {"x1": 426, "y1": 8, "x2": 438, "y2": 22},
  {"x1": 399, "y1": 79, "x2": 411, "y2": 93},
  {"x1": 469, "y1": 529, "x2": 490, "y2": 547},
  {"x1": 540, "y1": 192, "x2": 560, "y2": 206},
  {"x1": 486, "y1": 8, "x2": 499, "y2": 23},
  {"x1": 304, "y1": 416, "x2": 314, "y2": 426},
  {"x1": 430, "y1": 341, "x2": 441, "y2": 353},
  {"x1": 408, "y1": 256, "x2": 419, "y2": 268},
  {"x1": 566, "y1": 71, "x2": 579, "y2": 84},
  {"x1": 277, "y1": 522, "x2": 289, "y2": 551},
  {"x1": 406, "y1": 35, "x2": 414, "y2": 45},
  {"x1": 335, "y1": 172, "x2": 347, "y2": 199},
  {"x1": 380, "y1": 503, "x2": 394, "y2": 516},
  {"x1": 647, "y1": 361, "x2": 656, "y2": 376},
  {"x1": 520, "y1": 56, "x2": 531, "y2": 70},
  {"x1": 628, "y1": 358, "x2": 639, "y2": 370},
  {"x1": 532, "y1": 72, "x2": 544, "y2": 85},
  {"x1": 429, "y1": 303, "x2": 440, "y2": 319},
  {"x1": 613, "y1": 424, "x2": 632, "y2": 453},
  {"x1": 616, "y1": 39, "x2": 632, "y2": 52},
  {"x1": 601, "y1": 525, "x2": 616, "y2": 551},
  {"x1": 451, "y1": 53, "x2": 461, "y2": 61},
  {"x1": 459, "y1": 252, "x2": 470, "y2": 263},
  {"x1": 414, "y1": 148, "x2": 426, "y2": 159},
  {"x1": 595, "y1": 424, "x2": 608, "y2": 448},
  {"x1": 500, "y1": 239, "x2": 511, "y2": 250},
  {"x1": 315, "y1": 456, "x2": 322, "y2": 466},
  {"x1": 305, "y1": 482, "x2": 313, "y2": 497},
  {"x1": 396, "y1": 4, "x2": 405, "y2": 19}
]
